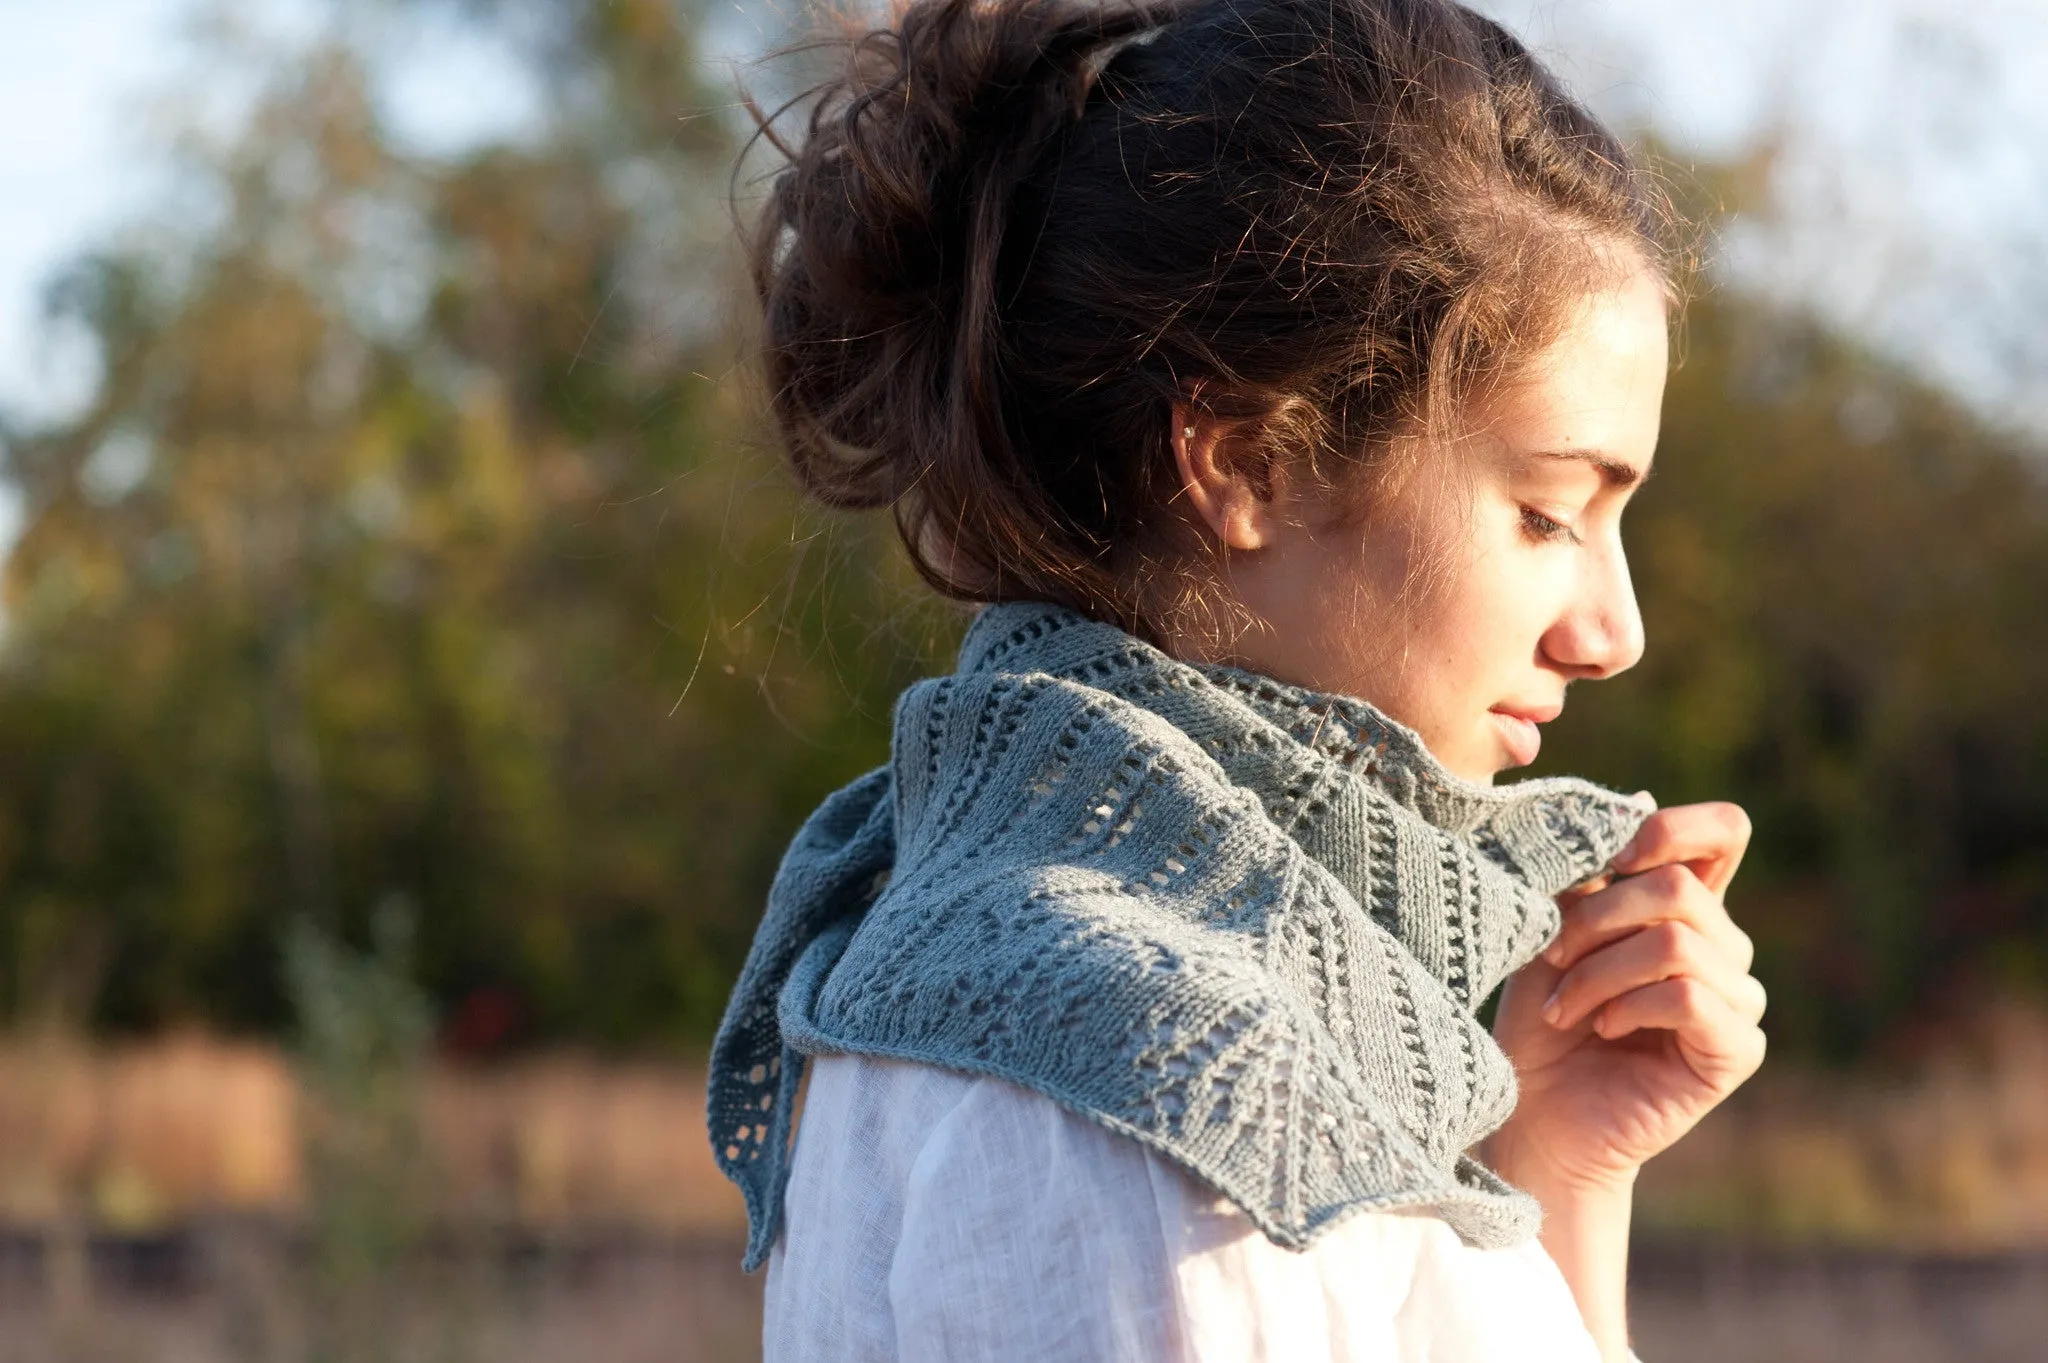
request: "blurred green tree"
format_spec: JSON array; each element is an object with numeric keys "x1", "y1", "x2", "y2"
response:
[{"x1": 0, "y1": 0, "x2": 954, "y2": 1050}]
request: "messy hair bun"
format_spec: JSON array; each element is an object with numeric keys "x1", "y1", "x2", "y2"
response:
[{"x1": 743, "y1": 0, "x2": 1678, "y2": 637}]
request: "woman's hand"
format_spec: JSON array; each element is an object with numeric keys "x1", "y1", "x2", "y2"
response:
[
  {"x1": 1480, "y1": 802, "x2": 1766, "y2": 1362},
  {"x1": 1484, "y1": 801, "x2": 1768, "y2": 1193}
]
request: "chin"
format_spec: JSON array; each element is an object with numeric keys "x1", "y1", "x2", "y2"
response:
[
  {"x1": 1407, "y1": 719, "x2": 1508, "y2": 785},
  {"x1": 1470, "y1": 747, "x2": 1521, "y2": 786},
  {"x1": 1441, "y1": 749, "x2": 1504, "y2": 786}
]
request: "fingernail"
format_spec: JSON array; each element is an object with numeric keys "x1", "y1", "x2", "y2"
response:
[
  {"x1": 1543, "y1": 942, "x2": 1564, "y2": 967},
  {"x1": 1541, "y1": 988, "x2": 1562, "y2": 1025}
]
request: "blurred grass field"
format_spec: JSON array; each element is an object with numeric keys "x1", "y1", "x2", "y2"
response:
[
  {"x1": 5, "y1": 1022, "x2": 2048, "y2": 1362},
  {"x1": 0, "y1": 1033, "x2": 746, "y2": 1239},
  {"x1": 9, "y1": 1007, "x2": 2048, "y2": 1252}
]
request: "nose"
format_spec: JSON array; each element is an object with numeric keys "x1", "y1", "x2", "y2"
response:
[{"x1": 1540, "y1": 537, "x2": 1645, "y2": 680}]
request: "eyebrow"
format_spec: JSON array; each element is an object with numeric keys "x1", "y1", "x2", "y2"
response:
[{"x1": 1532, "y1": 447, "x2": 1650, "y2": 490}]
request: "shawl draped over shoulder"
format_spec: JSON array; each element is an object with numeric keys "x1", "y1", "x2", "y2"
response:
[{"x1": 708, "y1": 602, "x2": 1653, "y2": 1271}]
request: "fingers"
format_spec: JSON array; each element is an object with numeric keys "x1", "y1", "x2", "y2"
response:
[
  {"x1": 1544, "y1": 862, "x2": 1756, "y2": 976},
  {"x1": 1542, "y1": 918, "x2": 1768, "y2": 1033},
  {"x1": 1589, "y1": 976, "x2": 1769, "y2": 1085},
  {"x1": 1611, "y1": 802, "x2": 1752, "y2": 894}
]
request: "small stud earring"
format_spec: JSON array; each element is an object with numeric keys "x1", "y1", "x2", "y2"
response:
[{"x1": 1183, "y1": 426, "x2": 1196, "y2": 439}]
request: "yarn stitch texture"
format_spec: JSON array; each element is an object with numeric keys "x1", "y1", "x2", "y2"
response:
[{"x1": 708, "y1": 601, "x2": 1654, "y2": 1271}]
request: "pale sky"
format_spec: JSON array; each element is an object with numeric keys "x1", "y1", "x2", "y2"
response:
[
  {"x1": 0, "y1": 0, "x2": 544, "y2": 427},
  {"x1": 1489, "y1": 0, "x2": 2048, "y2": 433},
  {"x1": 3, "y1": 0, "x2": 2046, "y2": 434},
  {"x1": 0, "y1": 0, "x2": 182, "y2": 426}
]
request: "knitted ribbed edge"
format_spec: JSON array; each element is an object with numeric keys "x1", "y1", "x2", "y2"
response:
[{"x1": 708, "y1": 602, "x2": 1653, "y2": 1271}]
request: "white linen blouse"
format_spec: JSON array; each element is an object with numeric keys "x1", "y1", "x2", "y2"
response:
[{"x1": 762, "y1": 1052, "x2": 1618, "y2": 1363}]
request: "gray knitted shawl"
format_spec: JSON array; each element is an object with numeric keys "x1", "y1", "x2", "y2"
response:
[{"x1": 708, "y1": 601, "x2": 1652, "y2": 1272}]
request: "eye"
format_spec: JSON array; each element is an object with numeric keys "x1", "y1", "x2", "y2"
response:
[{"x1": 1519, "y1": 505, "x2": 1583, "y2": 546}]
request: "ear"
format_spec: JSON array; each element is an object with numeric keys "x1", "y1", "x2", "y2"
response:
[{"x1": 1170, "y1": 398, "x2": 1282, "y2": 552}]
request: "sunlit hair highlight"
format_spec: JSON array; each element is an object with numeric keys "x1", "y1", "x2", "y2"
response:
[{"x1": 740, "y1": 0, "x2": 1688, "y2": 641}]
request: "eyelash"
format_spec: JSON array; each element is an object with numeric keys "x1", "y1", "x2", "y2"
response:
[{"x1": 1520, "y1": 506, "x2": 1583, "y2": 546}]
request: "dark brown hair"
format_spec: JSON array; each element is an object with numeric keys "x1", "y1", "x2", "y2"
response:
[{"x1": 742, "y1": 0, "x2": 1681, "y2": 639}]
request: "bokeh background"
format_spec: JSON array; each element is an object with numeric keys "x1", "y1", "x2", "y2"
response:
[{"x1": 1, "y1": 1, "x2": 2045, "y2": 1360}]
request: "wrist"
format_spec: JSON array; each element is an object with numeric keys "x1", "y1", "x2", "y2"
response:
[
  {"x1": 1481, "y1": 1131, "x2": 1636, "y2": 1363},
  {"x1": 1480, "y1": 1127, "x2": 1641, "y2": 1202},
  {"x1": 1543, "y1": 1186, "x2": 1636, "y2": 1363}
]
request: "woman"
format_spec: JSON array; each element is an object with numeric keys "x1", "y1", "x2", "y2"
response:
[{"x1": 709, "y1": 0, "x2": 1767, "y2": 1358}]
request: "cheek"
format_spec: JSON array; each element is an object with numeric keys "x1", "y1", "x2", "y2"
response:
[
  {"x1": 1301, "y1": 496, "x2": 1546, "y2": 714},
  {"x1": 1323, "y1": 551, "x2": 1497, "y2": 744},
  {"x1": 1414, "y1": 544, "x2": 1519, "y2": 659},
  {"x1": 1408, "y1": 530, "x2": 1562, "y2": 687}
]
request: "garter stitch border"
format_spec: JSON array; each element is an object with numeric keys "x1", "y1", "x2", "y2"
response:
[{"x1": 708, "y1": 601, "x2": 1653, "y2": 1272}]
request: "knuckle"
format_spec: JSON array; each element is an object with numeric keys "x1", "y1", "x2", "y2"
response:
[
  {"x1": 1646, "y1": 863, "x2": 1692, "y2": 899},
  {"x1": 1636, "y1": 813, "x2": 1677, "y2": 856},
  {"x1": 1649, "y1": 919, "x2": 1690, "y2": 957}
]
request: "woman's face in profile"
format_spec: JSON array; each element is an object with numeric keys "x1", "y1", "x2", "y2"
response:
[{"x1": 1176, "y1": 261, "x2": 1670, "y2": 784}]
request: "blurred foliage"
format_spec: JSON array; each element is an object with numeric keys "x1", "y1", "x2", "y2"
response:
[
  {"x1": 284, "y1": 903, "x2": 444, "y2": 1362},
  {"x1": 0, "y1": 0, "x2": 2041, "y2": 1064},
  {"x1": 0, "y1": 0, "x2": 956, "y2": 1053}
]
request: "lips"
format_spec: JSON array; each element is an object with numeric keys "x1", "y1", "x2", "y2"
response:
[{"x1": 1488, "y1": 702, "x2": 1563, "y2": 768}]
